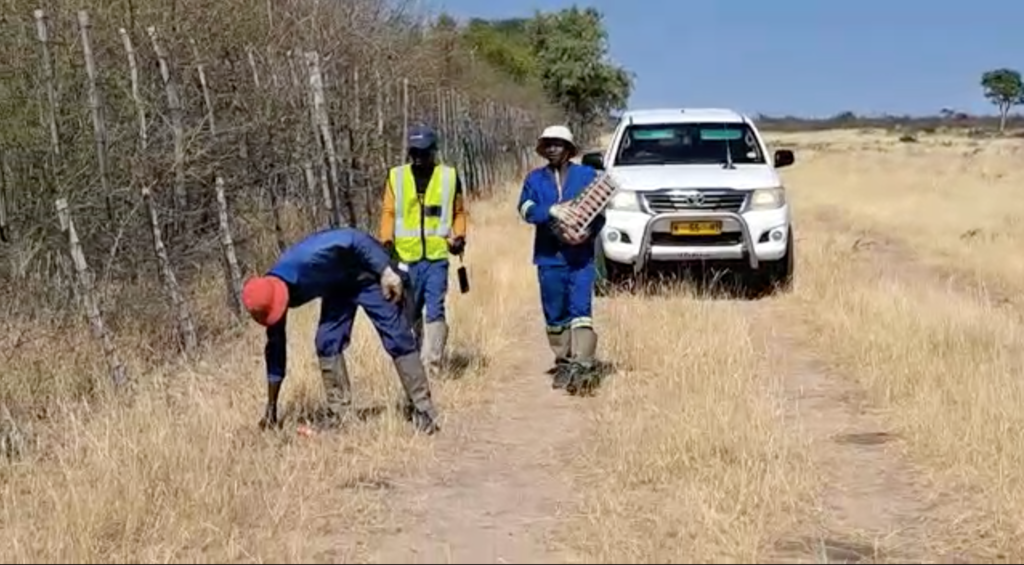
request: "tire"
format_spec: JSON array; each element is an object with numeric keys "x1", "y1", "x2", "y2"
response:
[
  {"x1": 595, "y1": 238, "x2": 634, "y2": 296},
  {"x1": 750, "y1": 227, "x2": 794, "y2": 296}
]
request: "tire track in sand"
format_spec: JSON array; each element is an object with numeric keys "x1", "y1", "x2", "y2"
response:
[{"x1": 750, "y1": 296, "x2": 970, "y2": 564}]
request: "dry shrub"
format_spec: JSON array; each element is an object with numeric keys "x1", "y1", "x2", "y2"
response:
[{"x1": 0, "y1": 0, "x2": 547, "y2": 417}]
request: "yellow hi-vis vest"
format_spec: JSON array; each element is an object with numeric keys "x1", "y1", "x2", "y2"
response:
[{"x1": 389, "y1": 163, "x2": 457, "y2": 263}]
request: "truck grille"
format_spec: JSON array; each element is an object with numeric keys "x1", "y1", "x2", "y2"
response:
[{"x1": 643, "y1": 189, "x2": 747, "y2": 214}]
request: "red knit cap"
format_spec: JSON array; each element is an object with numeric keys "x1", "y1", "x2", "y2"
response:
[{"x1": 241, "y1": 276, "x2": 289, "y2": 327}]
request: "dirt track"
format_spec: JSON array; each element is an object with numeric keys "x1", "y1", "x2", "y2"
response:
[{"x1": 364, "y1": 326, "x2": 580, "y2": 564}]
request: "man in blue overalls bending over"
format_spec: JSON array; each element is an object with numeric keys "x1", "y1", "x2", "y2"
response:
[
  {"x1": 241, "y1": 227, "x2": 440, "y2": 434},
  {"x1": 516, "y1": 125, "x2": 605, "y2": 392}
]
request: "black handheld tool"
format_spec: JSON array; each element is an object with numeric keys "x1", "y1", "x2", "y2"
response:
[{"x1": 456, "y1": 253, "x2": 470, "y2": 294}]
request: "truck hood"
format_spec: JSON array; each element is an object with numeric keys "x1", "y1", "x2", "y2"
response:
[{"x1": 607, "y1": 164, "x2": 781, "y2": 191}]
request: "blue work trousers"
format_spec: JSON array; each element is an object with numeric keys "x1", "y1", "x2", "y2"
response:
[
  {"x1": 538, "y1": 262, "x2": 596, "y2": 335},
  {"x1": 314, "y1": 281, "x2": 418, "y2": 359},
  {"x1": 407, "y1": 259, "x2": 450, "y2": 325}
]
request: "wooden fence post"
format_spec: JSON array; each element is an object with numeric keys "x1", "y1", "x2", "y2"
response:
[
  {"x1": 375, "y1": 70, "x2": 388, "y2": 174},
  {"x1": 77, "y1": 10, "x2": 114, "y2": 223},
  {"x1": 141, "y1": 185, "x2": 198, "y2": 354},
  {"x1": 296, "y1": 51, "x2": 330, "y2": 225},
  {"x1": 0, "y1": 149, "x2": 8, "y2": 243},
  {"x1": 189, "y1": 39, "x2": 215, "y2": 136},
  {"x1": 55, "y1": 198, "x2": 126, "y2": 389},
  {"x1": 401, "y1": 77, "x2": 409, "y2": 158},
  {"x1": 436, "y1": 87, "x2": 447, "y2": 163},
  {"x1": 215, "y1": 177, "x2": 244, "y2": 318},
  {"x1": 119, "y1": 28, "x2": 147, "y2": 148},
  {"x1": 146, "y1": 26, "x2": 188, "y2": 215},
  {"x1": 246, "y1": 45, "x2": 261, "y2": 88},
  {"x1": 352, "y1": 66, "x2": 374, "y2": 227},
  {"x1": 33, "y1": 10, "x2": 60, "y2": 159},
  {"x1": 306, "y1": 51, "x2": 343, "y2": 228},
  {"x1": 189, "y1": 40, "x2": 246, "y2": 318}
]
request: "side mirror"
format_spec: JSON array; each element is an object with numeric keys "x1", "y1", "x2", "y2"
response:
[
  {"x1": 773, "y1": 149, "x2": 795, "y2": 168},
  {"x1": 581, "y1": 151, "x2": 605, "y2": 170}
]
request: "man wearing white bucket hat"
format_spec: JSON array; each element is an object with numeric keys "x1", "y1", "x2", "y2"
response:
[{"x1": 516, "y1": 125, "x2": 605, "y2": 393}]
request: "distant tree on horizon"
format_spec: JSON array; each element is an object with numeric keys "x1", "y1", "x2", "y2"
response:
[{"x1": 980, "y1": 68, "x2": 1024, "y2": 132}]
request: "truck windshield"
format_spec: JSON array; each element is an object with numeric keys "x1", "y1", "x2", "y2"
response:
[{"x1": 612, "y1": 122, "x2": 766, "y2": 166}]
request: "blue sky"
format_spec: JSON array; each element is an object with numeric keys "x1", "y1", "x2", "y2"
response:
[{"x1": 425, "y1": 0, "x2": 1023, "y2": 118}]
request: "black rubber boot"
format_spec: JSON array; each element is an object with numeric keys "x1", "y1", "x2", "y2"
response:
[{"x1": 258, "y1": 381, "x2": 282, "y2": 430}]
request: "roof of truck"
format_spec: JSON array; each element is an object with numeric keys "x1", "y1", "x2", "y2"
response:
[{"x1": 620, "y1": 108, "x2": 750, "y2": 125}]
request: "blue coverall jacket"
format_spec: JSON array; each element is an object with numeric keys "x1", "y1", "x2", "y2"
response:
[
  {"x1": 263, "y1": 228, "x2": 417, "y2": 384},
  {"x1": 517, "y1": 163, "x2": 606, "y2": 266},
  {"x1": 517, "y1": 163, "x2": 606, "y2": 333}
]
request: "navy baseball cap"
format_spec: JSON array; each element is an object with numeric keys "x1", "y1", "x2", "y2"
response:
[{"x1": 407, "y1": 125, "x2": 437, "y2": 150}]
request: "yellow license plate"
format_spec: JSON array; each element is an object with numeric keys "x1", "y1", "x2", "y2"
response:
[{"x1": 670, "y1": 221, "x2": 722, "y2": 236}]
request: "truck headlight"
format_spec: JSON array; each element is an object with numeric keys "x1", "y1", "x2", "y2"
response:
[
  {"x1": 608, "y1": 190, "x2": 642, "y2": 212},
  {"x1": 745, "y1": 187, "x2": 786, "y2": 211}
]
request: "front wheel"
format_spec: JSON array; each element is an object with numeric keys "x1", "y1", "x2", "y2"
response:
[
  {"x1": 750, "y1": 227, "x2": 794, "y2": 295},
  {"x1": 594, "y1": 239, "x2": 635, "y2": 296}
]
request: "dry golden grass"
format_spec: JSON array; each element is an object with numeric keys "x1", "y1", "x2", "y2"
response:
[
  {"x1": 768, "y1": 129, "x2": 1024, "y2": 292},
  {"x1": 554, "y1": 289, "x2": 816, "y2": 563},
  {"x1": 770, "y1": 128, "x2": 1024, "y2": 561}
]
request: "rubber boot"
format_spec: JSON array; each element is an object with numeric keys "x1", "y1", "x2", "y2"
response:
[
  {"x1": 423, "y1": 320, "x2": 448, "y2": 378},
  {"x1": 566, "y1": 327, "x2": 598, "y2": 396},
  {"x1": 259, "y1": 381, "x2": 282, "y2": 430},
  {"x1": 548, "y1": 330, "x2": 573, "y2": 389},
  {"x1": 548, "y1": 330, "x2": 571, "y2": 365},
  {"x1": 412, "y1": 317, "x2": 425, "y2": 353},
  {"x1": 393, "y1": 352, "x2": 440, "y2": 435},
  {"x1": 319, "y1": 355, "x2": 352, "y2": 424}
]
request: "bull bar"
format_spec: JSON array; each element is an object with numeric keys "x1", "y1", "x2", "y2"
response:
[{"x1": 633, "y1": 211, "x2": 759, "y2": 274}]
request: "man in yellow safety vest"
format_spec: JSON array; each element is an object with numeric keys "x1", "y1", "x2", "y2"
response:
[{"x1": 379, "y1": 124, "x2": 468, "y2": 378}]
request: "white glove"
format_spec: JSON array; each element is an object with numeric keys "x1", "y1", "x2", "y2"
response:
[
  {"x1": 381, "y1": 266, "x2": 403, "y2": 303},
  {"x1": 549, "y1": 203, "x2": 575, "y2": 223}
]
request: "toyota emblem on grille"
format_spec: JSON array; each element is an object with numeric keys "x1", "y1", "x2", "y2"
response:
[{"x1": 670, "y1": 191, "x2": 705, "y2": 206}]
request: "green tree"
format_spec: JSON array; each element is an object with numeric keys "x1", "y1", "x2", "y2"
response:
[
  {"x1": 526, "y1": 6, "x2": 633, "y2": 142},
  {"x1": 980, "y1": 68, "x2": 1024, "y2": 132},
  {"x1": 441, "y1": 8, "x2": 633, "y2": 140},
  {"x1": 461, "y1": 18, "x2": 539, "y2": 85}
]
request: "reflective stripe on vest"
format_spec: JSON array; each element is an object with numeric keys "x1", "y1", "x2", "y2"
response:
[{"x1": 391, "y1": 164, "x2": 456, "y2": 262}]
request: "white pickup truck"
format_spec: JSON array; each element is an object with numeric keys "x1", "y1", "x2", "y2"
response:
[{"x1": 582, "y1": 108, "x2": 796, "y2": 294}]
